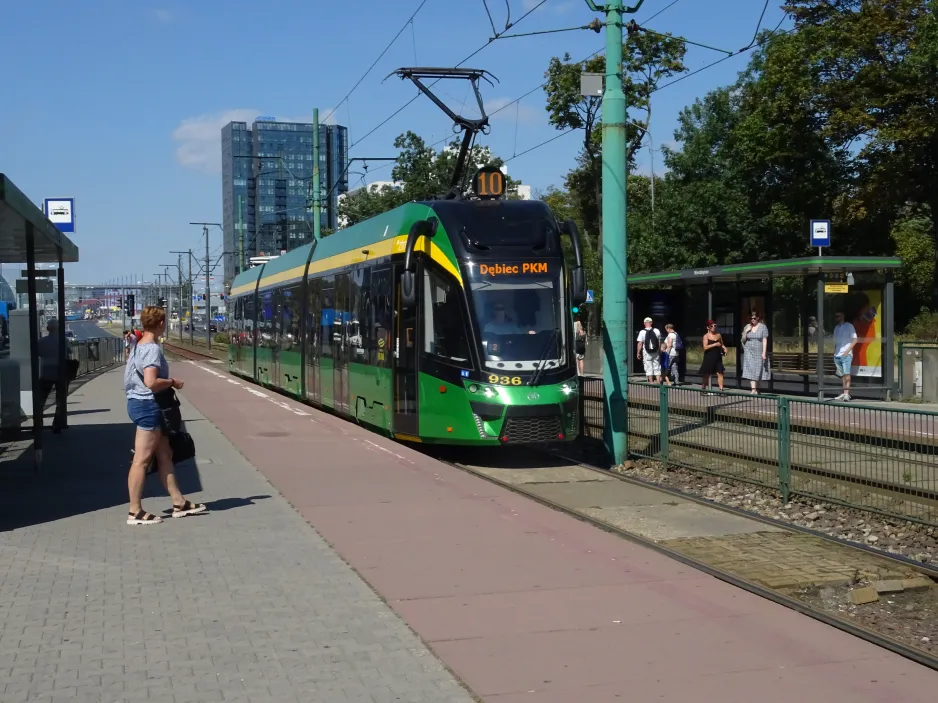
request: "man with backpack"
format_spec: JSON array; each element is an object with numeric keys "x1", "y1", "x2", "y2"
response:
[
  {"x1": 636, "y1": 317, "x2": 663, "y2": 383},
  {"x1": 663, "y1": 323, "x2": 683, "y2": 385}
]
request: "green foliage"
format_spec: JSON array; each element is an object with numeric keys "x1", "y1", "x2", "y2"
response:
[
  {"x1": 542, "y1": 33, "x2": 688, "y2": 246},
  {"x1": 891, "y1": 208, "x2": 936, "y2": 303},
  {"x1": 905, "y1": 311, "x2": 938, "y2": 341},
  {"x1": 338, "y1": 132, "x2": 519, "y2": 227}
]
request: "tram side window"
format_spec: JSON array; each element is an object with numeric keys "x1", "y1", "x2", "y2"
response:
[
  {"x1": 243, "y1": 295, "x2": 256, "y2": 345},
  {"x1": 260, "y1": 291, "x2": 276, "y2": 348},
  {"x1": 281, "y1": 285, "x2": 300, "y2": 351},
  {"x1": 348, "y1": 268, "x2": 367, "y2": 361},
  {"x1": 370, "y1": 267, "x2": 392, "y2": 367},
  {"x1": 422, "y1": 269, "x2": 471, "y2": 363},
  {"x1": 307, "y1": 278, "x2": 321, "y2": 360},
  {"x1": 231, "y1": 298, "x2": 241, "y2": 341},
  {"x1": 320, "y1": 278, "x2": 334, "y2": 359}
]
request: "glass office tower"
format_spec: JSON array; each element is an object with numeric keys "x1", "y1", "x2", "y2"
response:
[{"x1": 221, "y1": 118, "x2": 349, "y2": 284}]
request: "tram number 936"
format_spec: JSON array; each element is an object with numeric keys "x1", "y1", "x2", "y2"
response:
[{"x1": 488, "y1": 374, "x2": 523, "y2": 386}]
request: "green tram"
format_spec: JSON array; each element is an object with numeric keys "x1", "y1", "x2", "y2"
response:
[{"x1": 227, "y1": 169, "x2": 588, "y2": 446}]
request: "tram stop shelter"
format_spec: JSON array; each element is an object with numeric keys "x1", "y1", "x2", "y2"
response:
[
  {"x1": 0, "y1": 173, "x2": 80, "y2": 469},
  {"x1": 626, "y1": 256, "x2": 902, "y2": 401}
]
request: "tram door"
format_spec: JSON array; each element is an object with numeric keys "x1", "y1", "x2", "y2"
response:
[
  {"x1": 334, "y1": 274, "x2": 350, "y2": 414},
  {"x1": 305, "y1": 278, "x2": 321, "y2": 404},
  {"x1": 392, "y1": 265, "x2": 419, "y2": 437}
]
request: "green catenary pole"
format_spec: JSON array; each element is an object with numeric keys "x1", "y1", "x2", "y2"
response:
[
  {"x1": 312, "y1": 108, "x2": 322, "y2": 242},
  {"x1": 586, "y1": 0, "x2": 644, "y2": 465}
]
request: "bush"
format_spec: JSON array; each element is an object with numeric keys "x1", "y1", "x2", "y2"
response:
[
  {"x1": 214, "y1": 332, "x2": 230, "y2": 344},
  {"x1": 905, "y1": 310, "x2": 938, "y2": 341}
]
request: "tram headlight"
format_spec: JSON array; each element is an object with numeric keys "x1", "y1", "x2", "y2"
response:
[
  {"x1": 483, "y1": 387, "x2": 496, "y2": 399},
  {"x1": 561, "y1": 383, "x2": 575, "y2": 396},
  {"x1": 468, "y1": 384, "x2": 479, "y2": 393}
]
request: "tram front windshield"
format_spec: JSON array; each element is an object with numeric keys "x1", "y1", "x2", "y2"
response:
[{"x1": 467, "y1": 266, "x2": 566, "y2": 372}]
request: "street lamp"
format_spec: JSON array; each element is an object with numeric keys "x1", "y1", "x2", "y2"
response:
[{"x1": 189, "y1": 222, "x2": 222, "y2": 350}]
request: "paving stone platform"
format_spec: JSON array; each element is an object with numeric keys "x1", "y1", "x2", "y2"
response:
[{"x1": 0, "y1": 369, "x2": 473, "y2": 703}]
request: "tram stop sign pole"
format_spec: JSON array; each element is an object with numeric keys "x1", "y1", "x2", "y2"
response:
[{"x1": 586, "y1": 0, "x2": 644, "y2": 466}]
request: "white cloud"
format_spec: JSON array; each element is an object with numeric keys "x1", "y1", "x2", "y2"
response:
[
  {"x1": 172, "y1": 109, "x2": 259, "y2": 174},
  {"x1": 171, "y1": 109, "x2": 343, "y2": 174},
  {"x1": 485, "y1": 98, "x2": 542, "y2": 124},
  {"x1": 150, "y1": 8, "x2": 174, "y2": 23}
]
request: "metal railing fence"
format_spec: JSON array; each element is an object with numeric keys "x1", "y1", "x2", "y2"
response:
[
  {"x1": 578, "y1": 377, "x2": 938, "y2": 526},
  {"x1": 69, "y1": 336, "x2": 124, "y2": 377}
]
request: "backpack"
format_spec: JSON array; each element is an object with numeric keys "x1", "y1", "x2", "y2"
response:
[
  {"x1": 673, "y1": 333, "x2": 683, "y2": 351},
  {"x1": 643, "y1": 328, "x2": 659, "y2": 355}
]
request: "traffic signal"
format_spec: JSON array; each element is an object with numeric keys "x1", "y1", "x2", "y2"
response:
[
  {"x1": 158, "y1": 297, "x2": 167, "y2": 307},
  {"x1": 118, "y1": 296, "x2": 123, "y2": 308},
  {"x1": 125, "y1": 294, "x2": 135, "y2": 316}
]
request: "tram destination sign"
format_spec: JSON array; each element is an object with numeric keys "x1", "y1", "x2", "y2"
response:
[{"x1": 478, "y1": 262, "x2": 549, "y2": 276}]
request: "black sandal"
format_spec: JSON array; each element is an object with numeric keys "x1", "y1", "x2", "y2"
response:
[
  {"x1": 172, "y1": 500, "x2": 207, "y2": 518},
  {"x1": 127, "y1": 510, "x2": 163, "y2": 526}
]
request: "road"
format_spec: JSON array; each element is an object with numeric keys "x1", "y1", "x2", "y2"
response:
[{"x1": 65, "y1": 319, "x2": 112, "y2": 341}]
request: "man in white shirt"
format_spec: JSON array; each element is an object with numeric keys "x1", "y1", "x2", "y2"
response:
[
  {"x1": 636, "y1": 317, "x2": 662, "y2": 383},
  {"x1": 832, "y1": 311, "x2": 858, "y2": 401}
]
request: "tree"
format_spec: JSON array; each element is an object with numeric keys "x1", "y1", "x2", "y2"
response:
[
  {"x1": 338, "y1": 132, "x2": 519, "y2": 226},
  {"x1": 542, "y1": 31, "x2": 687, "y2": 248}
]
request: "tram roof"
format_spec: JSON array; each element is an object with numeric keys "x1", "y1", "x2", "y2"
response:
[{"x1": 629, "y1": 256, "x2": 902, "y2": 286}]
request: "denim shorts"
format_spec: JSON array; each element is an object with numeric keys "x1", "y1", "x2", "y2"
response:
[
  {"x1": 833, "y1": 353, "x2": 853, "y2": 377},
  {"x1": 127, "y1": 397, "x2": 162, "y2": 431}
]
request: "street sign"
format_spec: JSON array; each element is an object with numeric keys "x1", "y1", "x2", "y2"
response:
[
  {"x1": 825, "y1": 283, "x2": 849, "y2": 294},
  {"x1": 810, "y1": 219, "x2": 830, "y2": 248},
  {"x1": 43, "y1": 197, "x2": 76, "y2": 234},
  {"x1": 16, "y1": 279, "x2": 54, "y2": 294},
  {"x1": 585, "y1": 290, "x2": 594, "y2": 303},
  {"x1": 580, "y1": 73, "x2": 603, "y2": 97},
  {"x1": 20, "y1": 269, "x2": 57, "y2": 278}
]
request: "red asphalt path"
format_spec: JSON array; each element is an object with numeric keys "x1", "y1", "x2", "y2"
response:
[{"x1": 179, "y1": 360, "x2": 938, "y2": 702}]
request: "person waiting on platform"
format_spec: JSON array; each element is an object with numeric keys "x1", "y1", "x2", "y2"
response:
[
  {"x1": 698, "y1": 320, "x2": 726, "y2": 393},
  {"x1": 741, "y1": 311, "x2": 771, "y2": 394},
  {"x1": 37, "y1": 319, "x2": 73, "y2": 433},
  {"x1": 636, "y1": 317, "x2": 662, "y2": 383},
  {"x1": 833, "y1": 310, "x2": 858, "y2": 402},
  {"x1": 124, "y1": 305, "x2": 205, "y2": 526}
]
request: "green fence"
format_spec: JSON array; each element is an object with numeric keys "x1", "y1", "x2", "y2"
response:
[{"x1": 579, "y1": 377, "x2": 938, "y2": 526}]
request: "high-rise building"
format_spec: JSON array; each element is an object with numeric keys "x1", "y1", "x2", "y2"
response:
[{"x1": 221, "y1": 117, "x2": 349, "y2": 284}]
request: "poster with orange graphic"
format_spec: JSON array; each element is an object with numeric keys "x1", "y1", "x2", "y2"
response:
[{"x1": 833, "y1": 289, "x2": 882, "y2": 377}]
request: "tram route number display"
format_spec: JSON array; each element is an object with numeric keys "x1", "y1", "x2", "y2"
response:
[
  {"x1": 488, "y1": 374, "x2": 524, "y2": 386},
  {"x1": 473, "y1": 166, "x2": 506, "y2": 198},
  {"x1": 478, "y1": 262, "x2": 549, "y2": 276}
]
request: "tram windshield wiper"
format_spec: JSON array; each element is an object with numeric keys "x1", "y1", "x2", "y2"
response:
[{"x1": 529, "y1": 327, "x2": 560, "y2": 386}]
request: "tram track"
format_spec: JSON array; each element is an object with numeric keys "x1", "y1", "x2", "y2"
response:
[
  {"x1": 431, "y1": 449, "x2": 938, "y2": 674},
  {"x1": 163, "y1": 342, "x2": 222, "y2": 362}
]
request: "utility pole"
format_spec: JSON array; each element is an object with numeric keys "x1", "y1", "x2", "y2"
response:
[
  {"x1": 177, "y1": 253, "x2": 183, "y2": 341},
  {"x1": 204, "y1": 226, "x2": 211, "y2": 349},
  {"x1": 173, "y1": 249, "x2": 194, "y2": 344},
  {"x1": 586, "y1": 0, "x2": 644, "y2": 465},
  {"x1": 189, "y1": 224, "x2": 222, "y2": 350},
  {"x1": 312, "y1": 107, "x2": 321, "y2": 241}
]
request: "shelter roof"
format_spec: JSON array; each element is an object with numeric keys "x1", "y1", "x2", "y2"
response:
[
  {"x1": 629, "y1": 256, "x2": 902, "y2": 286},
  {"x1": 0, "y1": 174, "x2": 79, "y2": 263}
]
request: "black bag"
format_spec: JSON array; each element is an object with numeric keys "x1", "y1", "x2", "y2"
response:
[
  {"x1": 575, "y1": 338, "x2": 586, "y2": 356},
  {"x1": 131, "y1": 347, "x2": 196, "y2": 467},
  {"x1": 643, "y1": 328, "x2": 659, "y2": 355},
  {"x1": 67, "y1": 358, "x2": 80, "y2": 381}
]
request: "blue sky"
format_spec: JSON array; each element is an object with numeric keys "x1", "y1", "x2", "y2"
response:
[{"x1": 1, "y1": 0, "x2": 788, "y2": 284}]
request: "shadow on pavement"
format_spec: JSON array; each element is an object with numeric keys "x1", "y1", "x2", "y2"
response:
[
  {"x1": 423, "y1": 445, "x2": 582, "y2": 470},
  {"x1": 0, "y1": 421, "x2": 204, "y2": 532}
]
